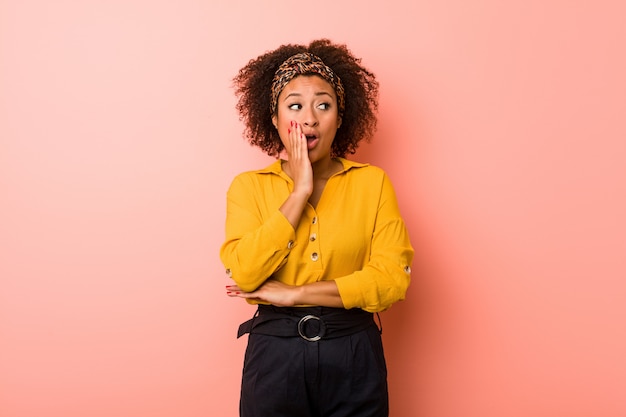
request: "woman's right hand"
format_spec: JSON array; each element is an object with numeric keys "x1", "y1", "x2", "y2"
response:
[
  {"x1": 278, "y1": 121, "x2": 313, "y2": 229},
  {"x1": 284, "y1": 121, "x2": 313, "y2": 198}
]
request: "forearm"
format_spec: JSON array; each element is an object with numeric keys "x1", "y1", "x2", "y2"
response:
[
  {"x1": 279, "y1": 189, "x2": 310, "y2": 229},
  {"x1": 226, "y1": 280, "x2": 345, "y2": 309},
  {"x1": 294, "y1": 281, "x2": 344, "y2": 308}
]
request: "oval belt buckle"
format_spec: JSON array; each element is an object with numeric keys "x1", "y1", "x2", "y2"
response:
[{"x1": 298, "y1": 315, "x2": 323, "y2": 341}]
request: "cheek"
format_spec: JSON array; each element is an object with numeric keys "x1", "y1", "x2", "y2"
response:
[
  {"x1": 275, "y1": 122, "x2": 290, "y2": 149},
  {"x1": 277, "y1": 116, "x2": 299, "y2": 139},
  {"x1": 274, "y1": 113, "x2": 292, "y2": 132},
  {"x1": 281, "y1": 120, "x2": 292, "y2": 132}
]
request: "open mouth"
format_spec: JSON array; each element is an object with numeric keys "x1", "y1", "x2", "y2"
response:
[{"x1": 305, "y1": 134, "x2": 319, "y2": 149}]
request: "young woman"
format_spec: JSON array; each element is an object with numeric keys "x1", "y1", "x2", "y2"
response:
[{"x1": 220, "y1": 39, "x2": 414, "y2": 417}]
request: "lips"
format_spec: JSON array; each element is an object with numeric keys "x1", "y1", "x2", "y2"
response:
[{"x1": 304, "y1": 134, "x2": 319, "y2": 150}]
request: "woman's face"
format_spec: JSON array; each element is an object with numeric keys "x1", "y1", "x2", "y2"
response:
[{"x1": 272, "y1": 75, "x2": 342, "y2": 164}]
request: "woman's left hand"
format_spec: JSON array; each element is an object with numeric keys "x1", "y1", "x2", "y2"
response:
[{"x1": 226, "y1": 280, "x2": 299, "y2": 307}]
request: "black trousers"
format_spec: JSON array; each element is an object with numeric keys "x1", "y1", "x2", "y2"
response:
[{"x1": 239, "y1": 307, "x2": 389, "y2": 417}]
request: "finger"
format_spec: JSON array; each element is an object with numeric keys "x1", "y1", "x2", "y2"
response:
[
  {"x1": 297, "y1": 124, "x2": 307, "y2": 158},
  {"x1": 229, "y1": 291, "x2": 260, "y2": 301},
  {"x1": 226, "y1": 284, "x2": 243, "y2": 297},
  {"x1": 291, "y1": 121, "x2": 301, "y2": 157}
]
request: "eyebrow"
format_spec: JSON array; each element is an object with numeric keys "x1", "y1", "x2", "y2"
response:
[{"x1": 282, "y1": 91, "x2": 334, "y2": 101}]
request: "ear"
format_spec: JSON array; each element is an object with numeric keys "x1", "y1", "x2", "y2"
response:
[
  {"x1": 337, "y1": 116, "x2": 342, "y2": 129},
  {"x1": 272, "y1": 114, "x2": 278, "y2": 129}
]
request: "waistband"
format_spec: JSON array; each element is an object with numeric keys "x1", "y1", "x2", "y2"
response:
[{"x1": 237, "y1": 305, "x2": 380, "y2": 341}]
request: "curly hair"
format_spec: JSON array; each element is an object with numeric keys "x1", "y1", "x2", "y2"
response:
[{"x1": 233, "y1": 39, "x2": 379, "y2": 158}]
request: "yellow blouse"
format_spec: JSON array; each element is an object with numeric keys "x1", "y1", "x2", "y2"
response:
[{"x1": 220, "y1": 158, "x2": 414, "y2": 313}]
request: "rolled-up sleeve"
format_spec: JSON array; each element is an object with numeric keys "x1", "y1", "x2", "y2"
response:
[{"x1": 334, "y1": 173, "x2": 414, "y2": 312}]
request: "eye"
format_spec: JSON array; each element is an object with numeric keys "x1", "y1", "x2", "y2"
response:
[
  {"x1": 317, "y1": 103, "x2": 331, "y2": 110},
  {"x1": 288, "y1": 103, "x2": 302, "y2": 110}
]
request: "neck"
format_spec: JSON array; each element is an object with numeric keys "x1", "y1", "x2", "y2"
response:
[{"x1": 311, "y1": 156, "x2": 337, "y2": 180}]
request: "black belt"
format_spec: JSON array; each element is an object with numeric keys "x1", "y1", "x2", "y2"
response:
[{"x1": 237, "y1": 305, "x2": 380, "y2": 341}]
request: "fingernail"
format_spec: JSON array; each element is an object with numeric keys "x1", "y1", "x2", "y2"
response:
[
  {"x1": 288, "y1": 128, "x2": 291, "y2": 133},
  {"x1": 290, "y1": 121, "x2": 293, "y2": 127}
]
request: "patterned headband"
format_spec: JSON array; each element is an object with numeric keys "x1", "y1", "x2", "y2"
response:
[{"x1": 270, "y1": 52, "x2": 345, "y2": 116}]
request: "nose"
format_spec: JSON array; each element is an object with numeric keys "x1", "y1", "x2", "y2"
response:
[{"x1": 301, "y1": 107, "x2": 319, "y2": 127}]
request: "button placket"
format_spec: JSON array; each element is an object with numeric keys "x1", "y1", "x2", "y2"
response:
[{"x1": 309, "y1": 213, "x2": 321, "y2": 266}]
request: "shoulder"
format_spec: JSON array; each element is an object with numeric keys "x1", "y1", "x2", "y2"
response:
[
  {"x1": 227, "y1": 160, "x2": 283, "y2": 193},
  {"x1": 338, "y1": 159, "x2": 400, "y2": 202},
  {"x1": 339, "y1": 158, "x2": 388, "y2": 181}
]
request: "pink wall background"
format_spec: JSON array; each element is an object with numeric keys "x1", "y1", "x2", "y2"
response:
[{"x1": 1, "y1": 1, "x2": 625, "y2": 416}]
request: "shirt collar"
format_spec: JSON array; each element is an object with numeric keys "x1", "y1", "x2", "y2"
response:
[{"x1": 258, "y1": 157, "x2": 369, "y2": 175}]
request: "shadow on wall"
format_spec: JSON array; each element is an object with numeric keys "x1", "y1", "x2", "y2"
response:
[{"x1": 353, "y1": 78, "x2": 439, "y2": 416}]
